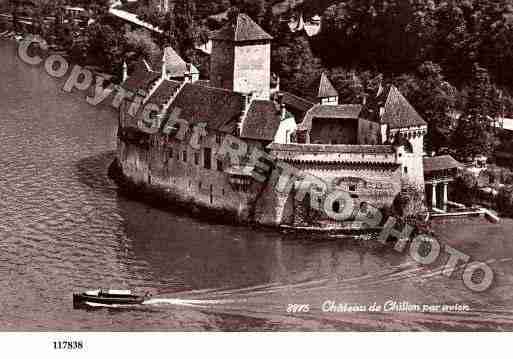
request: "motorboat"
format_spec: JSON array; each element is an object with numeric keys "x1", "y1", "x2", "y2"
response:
[{"x1": 73, "y1": 289, "x2": 150, "y2": 309}]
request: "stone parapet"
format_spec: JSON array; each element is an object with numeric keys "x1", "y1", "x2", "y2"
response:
[{"x1": 268, "y1": 143, "x2": 398, "y2": 165}]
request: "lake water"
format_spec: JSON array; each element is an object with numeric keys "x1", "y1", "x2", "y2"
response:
[{"x1": 1, "y1": 39, "x2": 513, "y2": 331}]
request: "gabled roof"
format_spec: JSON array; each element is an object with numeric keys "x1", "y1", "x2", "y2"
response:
[
  {"x1": 211, "y1": 13, "x2": 273, "y2": 42},
  {"x1": 299, "y1": 104, "x2": 362, "y2": 131},
  {"x1": 381, "y1": 86, "x2": 427, "y2": 129},
  {"x1": 281, "y1": 91, "x2": 315, "y2": 114},
  {"x1": 164, "y1": 83, "x2": 244, "y2": 133},
  {"x1": 423, "y1": 155, "x2": 462, "y2": 173},
  {"x1": 240, "y1": 100, "x2": 282, "y2": 141},
  {"x1": 122, "y1": 70, "x2": 160, "y2": 94},
  {"x1": 145, "y1": 80, "x2": 182, "y2": 108}
]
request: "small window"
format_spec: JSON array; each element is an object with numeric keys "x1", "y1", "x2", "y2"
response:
[
  {"x1": 204, "y1": 148, "x2": 212, "y2": 169},
  {"x1": 199, "y1": 182, "x2": 202, "y2": 189},
  {"x1": 217, "y1": 160, "x2": 223, "y2": 171},
  {"x1": 182, "y1": 150, "x2": 187, "y2": 163},
  {"x1": 194, "y1": 152, "x2": 200, "y2": 165},
  {"x1": 349, "y1": 185, "x2": 356, "y2": 192},
  {"x1": 169, "y1": 148, "x2": 173, "y2": 159},
  {"x1": 332, "y1": 201, "x2": 340, "y2": 213},
  {"x1": 216, "y1": 133, "x2": 223, "y2": 145},
  {"x1": 404, "y1": 167, "x2": 408, "y2": 174}
]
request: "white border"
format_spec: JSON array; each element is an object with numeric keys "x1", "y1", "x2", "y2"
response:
[{"x1": 0, "y1": 332, "x2": 509, "y2": 359}]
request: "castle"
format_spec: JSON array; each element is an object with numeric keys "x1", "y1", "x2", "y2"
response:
[{"x1": 115, "y1": 13, "x2": 433, "y2": 230}]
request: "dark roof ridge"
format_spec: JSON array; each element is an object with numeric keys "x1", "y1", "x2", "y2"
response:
[{"x1": 211, "y1": 13, "x2": 273, "y2": 42}]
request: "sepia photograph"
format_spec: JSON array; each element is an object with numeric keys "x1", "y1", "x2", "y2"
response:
[{"x1": 1, "y1": 0, "x2": 513, "y2": 355}]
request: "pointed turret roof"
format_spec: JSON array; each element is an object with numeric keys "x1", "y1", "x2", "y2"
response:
[
  {"x1": 163, "y1": 46, "x2": 188, "y2": 78},
  {"x1": 211, "y1": 13, "x2": 273, "y2": 42},
  {"x1": 317, "y1": 72, "x2": 338, "y2": 98},
  {"x1": 304, "y1": 72, "x2": 339, "y2": 102},
  {"x1": 380, "y1": 86, "x2": 427, "y2": 129}
]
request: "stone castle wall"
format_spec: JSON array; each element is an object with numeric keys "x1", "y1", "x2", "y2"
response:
[
  {"x1": 252, "y1": 156, "x2": 402, "y2": 227},
  {"x1": 117, "y1": 128, "x2": 267, "y2": 223},
  {"x1": 116, "y1": 126, "x2": 403, "y2": 229}
]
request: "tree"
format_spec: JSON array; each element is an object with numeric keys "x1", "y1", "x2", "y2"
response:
[
  {"x1": 272, "y1": 35, "x2": 324, "y2": 97},
  {"x1": 453, "y1": 64, "x2": 500, "y2": 160},
  {"x1": 85, "y1": 22, "x2": 127, "y2": 81},
  {"x1": 394, "y1": 61, "x2": 458, "y2": 154},
  {"x1": 124, "y1": 28, "x2": 160, "y2": 63},
  {"x1": 452, "y1": 170, "x2": 479, "y2": 205},
  {"x1": 232, "y1": 0, "x2": 266, "y2": 23},
  {"x1": 496, "y1": 185, "x2": 513, "y2": 217}
]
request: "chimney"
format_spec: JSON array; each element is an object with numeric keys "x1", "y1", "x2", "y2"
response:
[
  {"x1": 161, "y1": 50, "x2": 167, "y2": 80},
  {"x1": 122, "y1": 61, "x2": 128, "y2": 83},
  {"x1": 277, "y1": 92, "x2": 284, "y2": 105},
  {"x1": 238, "y1": 92, "x2": 253, "y2": 136},
  {"x1": 276, "y1": 93, "x2": 286, "y2": 119},
  {"x1": 241, "y1": 92, "x2": 253, "y2": 113}
]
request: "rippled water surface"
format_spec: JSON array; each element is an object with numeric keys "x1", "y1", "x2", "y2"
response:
[{"x1": 1, "y1": 40, "x2": 513, "y2": 331}]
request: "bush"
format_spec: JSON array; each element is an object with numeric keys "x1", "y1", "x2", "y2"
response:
[
  {"x1": 496, "y1": 186, "x2": 513, "y2": 217},
  {"x1": 451, "y1": 171, "x2": 478, "y2": 205}
]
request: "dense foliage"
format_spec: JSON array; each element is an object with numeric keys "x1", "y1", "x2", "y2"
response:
[
  {"x1": 6, "y1": 0, "x2": 513, "y2": 160},
  {"x1": 273, "y1": 0, "x2": 513, "y2": 160}
]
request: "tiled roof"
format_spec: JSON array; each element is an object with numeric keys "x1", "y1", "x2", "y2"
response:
[
  {"x1": 240, "y1": 100, "x2": 282, "y2": 141},
  {"x1": 122, "y1": 71, "x2": 160, "y2": 93},
  {"x1": 165, "y1": 83, "x2": 244, "y2": 133},
  {"x1": 211, "y1": 13, "x2": 273, "y2": 42},
  {"x1": 381, "y1": 86, "x2": 427, "y2": 129},
  {"x1": 145, "y1": 80, "x2": 182, "y2": 108},
  {"x1": 267, "y1": 143, "x2": 395, "y2": 154},
  {"x1": 280, "y1": 91, "x2": 314, "y2": 113},
  {"x1": 307, "y1": 104, "x2": 362, "y2": 119},
  {"x1": 423, "y1": 155, "x2": 462, "y2": 173},
  {"x1": 299, "y1": 104, "x2": 362, "y2": 130}
]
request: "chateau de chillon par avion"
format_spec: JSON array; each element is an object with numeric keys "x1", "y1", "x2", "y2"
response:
[{"x1": 114, "y1": 13, "x2": 461, "y2": 231}]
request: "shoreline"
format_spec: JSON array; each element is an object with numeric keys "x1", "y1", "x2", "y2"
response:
[{"x1": 107, "y1": 158, "x2": 382, "y2": 239}]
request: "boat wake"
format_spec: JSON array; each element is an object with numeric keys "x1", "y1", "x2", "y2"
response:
[{"x1": 143, "y1": 298, "x2": 238, "y2": 307}]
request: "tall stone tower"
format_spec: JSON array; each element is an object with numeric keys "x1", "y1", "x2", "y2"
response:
[{"x1": 209, "y1": 13, "x2": 273, "y2": 100}]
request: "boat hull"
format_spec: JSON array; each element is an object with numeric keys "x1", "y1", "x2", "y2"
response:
[{"x1": 73, "y1": 293, "x2": 146, "y2": 309}]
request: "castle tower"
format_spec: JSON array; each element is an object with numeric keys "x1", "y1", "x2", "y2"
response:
[{"x1": 209, "y1": 13, "x2": 273, "y2": 100}]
